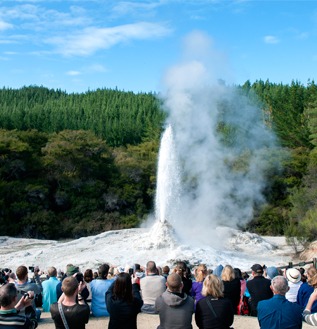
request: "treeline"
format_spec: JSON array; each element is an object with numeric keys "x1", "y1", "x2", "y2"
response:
[
  {"x1": 0, "y1": 86, "x2": 164, "y2": 147},
  {"x1": 0, "y1": 82, "x2": 316, "y2": 244}
]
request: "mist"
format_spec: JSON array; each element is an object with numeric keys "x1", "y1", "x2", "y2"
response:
[{"x1": 156, "y1": 31, "x2": 279, "y2": 247}]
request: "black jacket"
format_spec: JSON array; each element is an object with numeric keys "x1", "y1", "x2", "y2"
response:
[
  {"x1": 246, "y1": 275, "x2": 273, "y2": 316},
  {"x1": 195, "y1": 296, "x2": 234, "y2": 329},
  {"x1": 223, "y1": 278, "x2": 241, "y2": 314},
  {"x1": 106, "y1": 283, "x2": 143, "y2": 329}
]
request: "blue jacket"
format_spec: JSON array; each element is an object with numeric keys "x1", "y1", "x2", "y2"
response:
[
  {"x1": 257, "y1": 294, "x2": 302, "y2": 329},
  {"x1": 296, "y1": 282, "x2": 317, "y2": 313}
]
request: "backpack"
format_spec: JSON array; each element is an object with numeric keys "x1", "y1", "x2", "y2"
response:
[{"x1": 240, "y1": 295, "x2": 250, "y2": 316}]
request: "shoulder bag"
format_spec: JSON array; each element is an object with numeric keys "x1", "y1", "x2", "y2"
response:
[
  {"x1": 206, "y1": 298, "x2": 234, "y2": 329},
  {"x1": 58, "y1": 303, "x2": 70, "y2": 329}
]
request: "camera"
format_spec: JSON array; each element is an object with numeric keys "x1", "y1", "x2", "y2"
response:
[
  {"x1": 29, "y1": 266, "x2": 35, "y2": 272},
  {"x1": 75, "y1": 273, "x2": 84, "y2": 283},
  {"x1": 23, "y1": 292, "x2": 34, "y2": 299},
  {"x1": 128, "y1": 268, "x2": 134, "y2": 276}
]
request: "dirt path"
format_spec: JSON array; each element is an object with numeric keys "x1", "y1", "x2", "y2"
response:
[{"x1": 38, "y1": 311, "x2": 311, "y2": 329}]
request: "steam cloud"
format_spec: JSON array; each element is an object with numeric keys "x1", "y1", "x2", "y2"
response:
[{"x1": 157, "y1": 31, "x2": 278, "y2": 247}]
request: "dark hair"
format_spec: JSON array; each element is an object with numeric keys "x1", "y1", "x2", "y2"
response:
[
  {"x1": 0, "y1": 283, "x2": 17, "y2": 307},
  {"x1": 84, "y1": 269, "x2": 93, "y2": 283},
  {"x1": 146, "y1": 261, "x2": 157, "y2": 273},
  {"x1": 98, "y1": 264, "x2": 110, "y2": 279},
  {"x1": 234, "y1": 268, "x2": 242, "y2": 280},
  {"x1": 113, "y1": 272, "x2": 133, "y2": 303}
]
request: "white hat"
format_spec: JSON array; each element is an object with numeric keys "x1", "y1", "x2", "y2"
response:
[{"x1": 286, "y1": 268, "x2": 301, "y2": 283}]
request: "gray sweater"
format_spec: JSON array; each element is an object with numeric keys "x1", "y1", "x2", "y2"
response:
[{"x1": 155, "y1": 290, "x2": 194, "y2": 329}]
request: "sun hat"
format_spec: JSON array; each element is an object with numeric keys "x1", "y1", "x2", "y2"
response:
[
  {"x1": 66, "y1": 265, "x2": 79, "y2": 276},
  {"x1": 286, "y1": 268, "x2": 301, "y2": 283}
]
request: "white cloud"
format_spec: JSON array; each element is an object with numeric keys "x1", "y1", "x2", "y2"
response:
[
  {"x1": 66, "y1": 70, "x2": 81, "y2": 76},
  {"x1": 112, "y1": 1, "x2": 161, "y2": 17},
  {"x1": 0, "y1": 20, "x2": 13, "y2": 31},
  {"x1": 47, "y1": 21, "x2": 172, "y2": 56},
  {"x1": 263, "y1": 35, "x2": 280, "y2": 44},
  {"x1": 88, "y1": 64, "x2": 108, "y2": 73}
]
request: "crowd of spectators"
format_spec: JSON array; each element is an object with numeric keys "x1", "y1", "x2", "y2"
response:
[{"x1": 0, "y1": 260, "x2": 317, "y2": 329}]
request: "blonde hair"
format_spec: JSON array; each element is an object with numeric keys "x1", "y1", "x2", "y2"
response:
[
  {"x1": 307, "y1": 267, "x2": 317, "y2": 287},
  {"x1": 195, "y1": 264, "x2": 207, "y2": 282},
  {"x1": 202, "y1": 274, "x2": 224, "y2": 298},
  {"x1": 221, "y1": 265, "x2": 235, "y2": 282}
]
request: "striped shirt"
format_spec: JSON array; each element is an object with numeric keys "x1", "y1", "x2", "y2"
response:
[{"x1": 0, "y1": 308, "x2": 37, "y2": 329}]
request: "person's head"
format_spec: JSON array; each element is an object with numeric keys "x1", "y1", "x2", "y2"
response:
[
  {"x1": 202, "y1": 274, "x2": 224, "y2": 298},
  {"x1": 221, "y1": 265, "x2": 235, "y2": 282},
  {"x1": 16, "y1": 265, "x2": 28, "y2": 281},
  {"x1": 266, "y1": 266, "x2": 279, "y2": 280},
  {"x1": 162, "y1": 265, "x2": 170, "y2": 275},
  {"x1": 307, "y1": 267, "x2": 317, "y2": 288},
  {"x1": 251, "y1": 264, "x2": 264, "y2": 276},
  {"x1": 234, "y1": 268, "x2": 242, "y2": 280},
  {"x1": 213, "y1": 264, "x2": 223, "y2": 277},
  {"x1": 113, "y1": 272, "x2": 133, "y2": 302},
  {"x1": 175, "y1": 261, "x2": 187, "y2": 277},
  {"x1": 66, "y1": 265, "x2": 79, "y2": 277},
  {"x1": 62, "y1": 276, "x2": 79, "y2": 297},
  {"x1": 48, "y1": 267, "x2": 57, "y2": 278},
  {"x1": 195, "y1": 264, "x2": 207, "y2": 282},
  {"x1": 271, "y1": 275, "x2": 289, "y2": 295},
  {"x1": 146, "y1": 261, "x2": 157, "y2": 274},
  {"x1": 98, "y1": 264, "x2": 110, "y2": 279},
  {"x1": 84, "y1": 269, "x2": 93, "y2": 283},
  {"x1": 166, "y1": 273, "x2": 183, "y2": 293},
  {"x1": 285, "y1": 268, "x2": 301, "y2": 284},
  {"x1": 242, "y1": 272, "x2": 249, "y2": 280},
  {"x1": 0, "y1": 283, "x2": 17, "y2": 307}
]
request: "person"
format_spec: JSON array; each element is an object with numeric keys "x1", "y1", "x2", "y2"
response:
[
  {"x1": 234, "y1": 267, "x2": 246, "y2": 315},
  {"x1": 56, "y1": 265, "x2": 89, "y2": 302},
  {"x1": 221, "y1": 265, "x2": 240, "y2": 314},
  {"x1": 42, "y1": 267, "x2": 60, "y2": 312},
  {"x1": 83, "y1": 269, "x2": 93, "y2": 302},
  {"x1": 246, "y1": 263, "x2": 273, "y2": 316},
  {"x1": 174, "y1": 261, "x2": 192, "y2": 295},
  {"x1": 140, "y1": 261, "x2": 166, "y2": 314},
  {"x1": 15, "y1": 265, "x2": 42, "y2": 320},
  {"x1": 303, "y1": 287, "x2": 317, "y2": 325},
  {"x1": 162, "y1": 266, "x2": 170, "y2": 280},
  {"x1": 266, "y1": 266, "x2": 279, "y2": 280},
  {"x1": 213, "y1": 265, "x2": 223, "y2": 278},
  {"x1": 0, "y1": 283, "x2": 38, "y2": 329},
  {"x1": 90, "y1": 263, "x2": 114, "y2": 317},
  {"x1": 50, "y1": 276, "x2": 90, "y2": 329},
  {"x1": 106, "y1": 272, "x2": 143, "y2": 329},
  {"x1": 155, "y1": 273, "x2": 194, "y2": 329},
  {"x1": 191, "y1": 264, "x2": 207, "y2": 305},
  {"x1": 133, "y1": 264, "x2": 145, "y2": 286},
  {"x1": 195, "y1": 274, "x2": 234, "y2": 329},
  {"x1": 257, "y1": 275, "x2": 302, "y2": 329},
  {"x1": 297, "y1": 266, "x2": 317, "y2": 312},
  {"x1": 285, "y1": 268, "x2": 303, "y2": 303}
]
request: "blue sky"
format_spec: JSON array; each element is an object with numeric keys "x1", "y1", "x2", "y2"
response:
[{"x1": 1, "y1": 0, "x2": 317, "y2": 94}]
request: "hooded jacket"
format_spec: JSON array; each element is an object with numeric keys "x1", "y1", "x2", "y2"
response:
[{"x1": 155, "y1": 290, "x2": 194, "y2": 329}]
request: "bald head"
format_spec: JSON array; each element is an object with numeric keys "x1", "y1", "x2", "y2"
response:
[{"x1": 167, "y1": 273, "x2": 183, "y2": 292}]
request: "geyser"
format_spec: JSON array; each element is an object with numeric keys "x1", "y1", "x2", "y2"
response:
[{"x1": 152, "y1": 31, "x2": 278, "y2": 248}]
